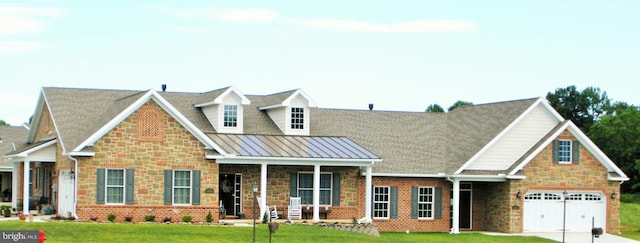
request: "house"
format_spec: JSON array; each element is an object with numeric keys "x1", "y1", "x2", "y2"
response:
[
  {"x1": 4, "y1": 86, "x2": 627, "y2": 234},
  {"x1": 0, "y1": 125, "x2": 28, "y2": 203}
]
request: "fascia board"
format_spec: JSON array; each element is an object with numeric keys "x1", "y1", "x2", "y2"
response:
[
  {"x1": 455, "y1": 98, "x2": 545, "y2": 174},
  {"x1": 216, "y1": 156, "x2": 380, "y2": 166}
]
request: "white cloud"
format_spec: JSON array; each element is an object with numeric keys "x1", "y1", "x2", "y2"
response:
[
  {"x1": 158, "y1": 7, "x2": 278, "y2": 23},
  {"x1": 0, "y1": 6, "x2": 67, "y2": 17},
  {"x1": 296, "y1": 19, "x2": 477, "y2": 33},
  {"x1": 0, "y1": 41, "x2": 47, "y2": 54},
  {"x1": 0, "y1": 6, "x2": 67, "y2": 34}
]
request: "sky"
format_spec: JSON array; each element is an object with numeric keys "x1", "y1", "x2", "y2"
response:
[{"x1": 1, "y1": 1, "x2": 639, "y2": 125}]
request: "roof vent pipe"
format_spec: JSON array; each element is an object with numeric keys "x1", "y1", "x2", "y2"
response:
[
  {"x1": 161, "y1": 84, "x2": 167, "y2": 92},
  {"x1": 368, "y1": 104, "x2": 374, "y2": 111}
]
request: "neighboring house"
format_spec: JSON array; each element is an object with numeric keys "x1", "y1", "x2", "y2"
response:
[
  {"x1": 4, "y1": 86, "x2": 628, "y2": 234},
  {"x1": 0, "y1": 125, "x2": 28, "y2": 203}
]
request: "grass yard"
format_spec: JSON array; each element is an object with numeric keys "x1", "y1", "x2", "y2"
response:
[
  {"x1": 0, "y1": 221, "x2": 555, "y2": 243},
  {"x1": 620, "y1": 202, "x2": 640, "y2": 241}
]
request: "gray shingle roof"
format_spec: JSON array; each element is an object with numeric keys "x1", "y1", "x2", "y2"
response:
[
  {"x1": 0, "y1": 126, "x2": 28, "y2": 167},
  {"x1": 36, "y1": 87, "x2": 538, "y2": 175}
]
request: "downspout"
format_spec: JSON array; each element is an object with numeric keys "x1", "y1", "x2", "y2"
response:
[{"x1": 68, "y1": 155, "x2": 79, "y2": 219}]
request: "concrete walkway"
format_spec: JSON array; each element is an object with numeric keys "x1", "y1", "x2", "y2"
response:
[{"x1": 518, "y1": 232, "x2": 639, "y2": 243}]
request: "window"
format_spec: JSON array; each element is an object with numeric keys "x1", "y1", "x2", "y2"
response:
[
  {"x1": 291, "y1": 107, "x2": 304, "y2": 129},
  {"x1": 557, "y1": 140, "x2": 572, "y2": 163},
  {"x1": 106, "y1": 169, "x2": 125, "y2": 204},
  {"x1": 173, "y1": 170, "x2": 192, "y2": 205},
  {"x1": 223, "y1": 105, "x2": 238, "y2": 127},
  {"x1": 373, "y1": 186, "x2": 390, "y2": 219},
  {"x1": 418, "y1": 187, "x2": 434, "y2": 219},
  {"x1": 298, "y1": 173, "x2": 332, "y2": 205}
]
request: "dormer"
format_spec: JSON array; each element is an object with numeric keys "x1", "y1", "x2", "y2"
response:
[
  {"x1": 195, "y1": 87, "x2": 250, "y2": 134},
  {"x1": 259, "y1": 89, "x2": 317, "y2": 136}
]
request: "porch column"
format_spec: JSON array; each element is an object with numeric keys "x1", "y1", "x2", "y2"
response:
[
  {"x1": 364, "y1": 165, "x2": 372, "y2": 223},
  {"x1": 11, "y1": 161, "x2": 18, "y2": 210},
  {"x1": 260, "y1": 163, "x2": 267, "y2": 220},
  {"x1": 22, "y1": 160, "x2": 30, "y2": 214},
  {"x1": 312, "y1": 164, "x2": 320, "y2": 222},
  {"x1": 451, "y1": 178, "x2": 461, "y2": 234}
]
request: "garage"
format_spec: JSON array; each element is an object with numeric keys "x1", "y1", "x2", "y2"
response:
[{"x1": 523, "y1": 191, "x2": 606, "y2": 232}]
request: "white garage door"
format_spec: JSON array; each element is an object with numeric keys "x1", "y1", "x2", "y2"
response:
[{"x1": 523, "y1": 191, "x2": 606, "y2": 232}]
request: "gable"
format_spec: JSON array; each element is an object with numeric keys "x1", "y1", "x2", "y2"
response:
[
  {"x1": 508, "y1": 121, "x2": 628, "y2": 181},
  {"x1": 464, "y1": 104, "x2": 559, "y2": 171}
]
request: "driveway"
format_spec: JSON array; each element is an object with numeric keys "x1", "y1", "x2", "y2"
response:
[{"x1": 519, "y1": 232, "x2": 639, "y2": 243}]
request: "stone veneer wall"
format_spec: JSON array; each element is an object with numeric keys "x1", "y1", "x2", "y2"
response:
[
  {"x1": 364, "y1": 177, "x2": 451, "y2": 232},
  {"x1": 75, "y1": 101, "x2": 220, "y2": 222},
  {"x1": 492, "y1": 130, "x2": 621, "y2": 233},
  {"x1": 220, "y1": 165, "x2": 361, "y2": 220}
]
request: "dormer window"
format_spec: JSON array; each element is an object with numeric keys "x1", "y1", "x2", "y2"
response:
[
  {"x1": 291, "y1": 107, "x2": 304, "y2": 129},
  {"x1": 223, "y1": 105, "x2": 238, "y2": 127}
]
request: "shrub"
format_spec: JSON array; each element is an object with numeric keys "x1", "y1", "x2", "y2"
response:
[
  {"x1": 206, "y1": 211, "x2": 213, "y2": 223},
  {"x1": 145, "y1": 215, "x2": 156, "y2": 222},
  {"x1": 182, "y1": 215, "x2": 193, "y2": 223},
  {"x1": 621, "y1": 193, "x2": 640, "y2": 203},
  {"x1": 107, "y1": 213, "x2": 116, "y2": 222},
  {"x1": 262, "y1": 212, "x2": 268, "y2": 223}
]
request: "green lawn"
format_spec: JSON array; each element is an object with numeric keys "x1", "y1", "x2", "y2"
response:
[
  {"x1": 0, "y1": 221, "x2": 555, "y2": 243},
  {"x1": 621, "y1": 202, "x2": 640, "y2": 241}
]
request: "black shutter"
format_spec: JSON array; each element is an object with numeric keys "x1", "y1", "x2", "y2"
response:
[
  {"x1": 332, "y1": 173, "x2": 341, "y2": 206},
  {"x1": 164, "y1": 170, "x2": 172, "y2": 205},
  {"x1": 552, "y1": 140, "x2": 559, "y2": 163},
  {"x1": 192, "y1": 170, "x2": 201, "y2": 205},
  {"x1": 390, "y1": 186, "x2": 398, "y2": 219},
  {"x1": 125, "y1": 169, "x2": 134, "y2": 205},
  {"x1": 572, "y1": 140, "x2": 580, "y2": 164},
  {"x1": 434, "y1": 187, "x2": 442, "y2": 219},
  {"x1": 96, "y1": 169, "x2": 105, "y2": 204},
  {"x1": 411, "y1": 186, "x2": 418, "y2": 219},
  {"x1": 290, "y1": 172, "x2": 298, "y2": 197}
]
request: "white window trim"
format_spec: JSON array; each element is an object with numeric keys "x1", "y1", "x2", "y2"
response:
[
  {"x1": 298, "y1": 172, "x2": 332, "y2": 206},
  {"x1": 173, "y1": 170, "x2": 192, "y2": 205},
  {"x1": 557, "y1": 139, "x2": 573, "y2": 164},
  {"x1": 105, "y1": 168, "x2": 125, "y2": 205},
  {"x1": 373, "y1": 186, "x2": 390, "y2": 219},
  {"x1": 223, "y1": 104, "x2": 238, "y2": 128},
  {"x1": 418, "y1": 186, "x2": 434, "y2": 220},
  {"x1": 290, "y1": 107, "x2": 304, "y2": 130}
]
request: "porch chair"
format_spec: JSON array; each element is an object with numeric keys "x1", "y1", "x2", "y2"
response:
[
  {"x1": 270, "y1": 206, "x2": 279, "y2": 220},
  {"x1": 288, "y1": 197, "x2": 302, "y2": 220}
]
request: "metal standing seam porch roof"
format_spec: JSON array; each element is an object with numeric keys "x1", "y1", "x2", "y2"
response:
[{"x1": 208, "y1": 134, "x2": 380, "y2": 160}]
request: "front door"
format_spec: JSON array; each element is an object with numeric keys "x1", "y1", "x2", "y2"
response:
[
  {"x1": 219, "y1": 174, "x2": 242, "y2": 216},
  {"x1": 57, "y1": 170, "x2": 74, "y2": 216},
  {"x1": 459, "y1": 190, "x2": 472, "y2": 229}
]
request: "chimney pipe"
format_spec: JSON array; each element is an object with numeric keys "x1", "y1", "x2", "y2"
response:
[
  {"x1": 368, "y1": 104, "x2": 374, "y2": 111},
  {"x1": 161, "y1": 84, "x2": 167, "y2": 92}
]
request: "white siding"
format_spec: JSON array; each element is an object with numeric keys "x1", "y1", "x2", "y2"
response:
[
  {"x1": 201, "y1": 95, "x2": 244, "y2": 134},
  {"x1": 265, "y1": 96, "x2": 311, "y2": 136},
  {"x1": 466, "y1": 105, "x2": 559, "y2": 170},
  {"x1": 266, "y1": 107, "x2": 287, "y2": 133}
]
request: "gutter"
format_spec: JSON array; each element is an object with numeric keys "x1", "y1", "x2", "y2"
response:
[{"x1": 68, "y1": 155, "x2": 79, "y2": 219}]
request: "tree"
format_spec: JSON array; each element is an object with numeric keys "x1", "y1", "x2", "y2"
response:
[
  {"x1": 425, "y1": 104, "x2": 445, "y2": 113},
  {"x1": 448, "y1": 100, "x2": 473, "y2": 111},
  {"x1": 546, "y1": 85, "x2": 610, "y2": 133},
  {"x1": 589, "y1": 104, "x2": 640, "y2": 193},
  {"x1": 0, "y1": 120, "x2": 7, "y2": 126}
]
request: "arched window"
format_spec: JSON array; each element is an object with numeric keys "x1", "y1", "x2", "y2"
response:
[{"x1": 138, "y1": 105, "x2": 163, "y2": 142}]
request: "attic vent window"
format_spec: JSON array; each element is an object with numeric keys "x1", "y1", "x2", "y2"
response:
[
  {"x1": 138, "y1": 105, "x2": 163, "y2": 142},
  {"x1": 223, "y1": 104, "x2": 238, "y2": 127},
  {"x1": 291, "y1": 107, "x2": 304, "y2": 129}
]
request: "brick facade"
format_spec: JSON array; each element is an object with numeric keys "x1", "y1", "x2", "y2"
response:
[{"x1": 366, "y1": 177, "x2": 451, "y2": 232}]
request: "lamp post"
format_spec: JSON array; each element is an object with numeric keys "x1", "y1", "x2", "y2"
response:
[
  {"x1": 253, "y1": 185, "x2": 258, "y2": 243},
  {"x1": 562, "y1": 190, "x2": 568, "y2": 243}
]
